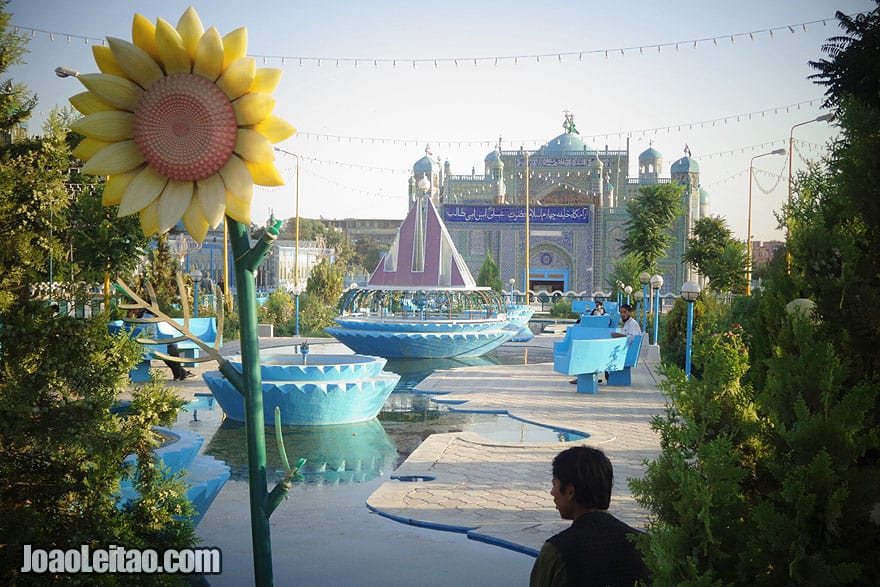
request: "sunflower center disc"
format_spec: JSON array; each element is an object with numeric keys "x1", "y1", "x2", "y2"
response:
[{"x1": 133, "y1": 73, "x2": 238, "y2": 182}]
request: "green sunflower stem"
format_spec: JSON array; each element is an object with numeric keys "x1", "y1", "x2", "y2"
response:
[{"x1": 226, "y1": 215, "x2": 283, "y2": 587}]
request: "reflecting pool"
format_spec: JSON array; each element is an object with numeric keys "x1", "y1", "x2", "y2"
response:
[{"x1": 181, "y1": 344, "x2": 584, "y2": 485}]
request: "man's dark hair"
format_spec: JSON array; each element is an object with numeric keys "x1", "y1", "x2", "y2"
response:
[
  {"x1": 552, "y1": 446, "x2": 613, "y2": 510},
  {"x1": 620, "y1": 303, "x2": 633, "y2": 311},
  {"x1": 595, "y1": 301, "x2": 603, "y2": 306}
]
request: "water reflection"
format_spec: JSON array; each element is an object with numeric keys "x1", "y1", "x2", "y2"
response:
[
  {"x1": 197, "y1": 346, "x2": 571, "y2": 487},
  {"x1": 204, "y1": 418, "x2": 399, "y2": 485}
]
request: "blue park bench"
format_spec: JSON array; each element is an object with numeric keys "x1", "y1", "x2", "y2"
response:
[
  {"x1": 571, "y1": 300, "x2": 619, "y2": 329},
  {"x1": 110, "y1": 317, "x2": 220, "y2": 380},
  {"x1": 108, "y1": 320, "x2": 164, "y2": 382},
  {"x1": 155, "y1": 318, "x2": 221, "y2": 365},
  {"x1": 553, "y1": 326, "x2": 645, "y2": 393}
]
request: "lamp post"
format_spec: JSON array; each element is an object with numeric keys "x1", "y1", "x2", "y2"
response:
[
  {"x1": 746, "y1": 148, "x2": 786, "y2": 295},
  {"x1": 624, "y1": 285, "x2": 632, "y2": 305},
  {"x1": 787, "y1": 113, "x2": 835, "y2": 273},
  {"x1": 190, "y1": 269, "x2": 203, "y2": 317},
  {"x1": 632, "y1": 290, "x2": 644, "y2": 326},
  {"x1": 650, "y1": 274, "x2": 663, "y2": 345},
  {"x1": 292, "y1": 282, "x2": 303, "y2": 336},
  {"x1": 293, "y1": 153, "x2": 301, "y2": 310},
  {"x1": 638, "y1": 272, "x2": 650, "y2": 331},
  {"x1": 681, "y1": 280, "x2": 701, "y2": 379},
  {"x1": 524, "y1": 151, "x2": 530, "y2": 294}
]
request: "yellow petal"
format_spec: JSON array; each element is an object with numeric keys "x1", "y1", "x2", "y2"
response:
[
  {"x1": 92, "y1": 46, "x2": 126, "y2": 77},
  {"x1": 77, "y1": 73, "x2": 143, "y2": 111},
  {"x1": 103, "y1": 171, "x2": 138, "y2": 206},
  {"x1": 253, "y1": 115, "x2": 297, "y2": 144},
  {"x1": 69, "y1": 91, "x2": 114, "y2": 115},
  {"x1": 72, "y1": 137, "x2": 112, "y2": 161},
  {"x1": 118, "y1": 165, "x2": 168, "y2": 216},
  {"x1": 139, "y1": 199, "x2": 160, "y2": 236},
  {"x1": 132, "y1": 14, "x2": 160, "y2": 62},
  {"x1": 158, "y1": 179, "x2": 194, "y2": 233},
  {"x1": 225, "y1": 189, "x2": 253, "y2": 226},
  {"x1": 70, "y1": 111, "x2": 133, "y2": 142},
  {"x1": 222, "y1": 27, "x2": 248, "y2": 69},
  {"x1": 245, "y1": 160, "x2": 285, "y2": 187},
  {"x1": 183, "y1": 201, "x2": 210, "y2": 243},
  {"x1": 193, "y1": 27, "x2": 224, "y2": 81},
  {"x1": 216, "y1": 57, "x2": 255, "y2": 100},
  {"x1": 107, "y1": 37, "x2": 164, "y2": 89},
  {"x1": 232, "y1": 93, "x2": 275, "y2": 126},
  {"x1": 251, "y1": 68, "x2": 282, "y2": 93},
  {"x1": 81, "y1": 140, "x2": 144, "y2": 175},
  {"x1": 234, "y1": 128, "x2": 275, "y2": 164},
  {"x1": 196, "y1": 174, "x2": 227, "y2": 227},
  {"x1": 219, "y1": 155, "x2": 254, "y2": 209},
  {"x1": 156, "y1": 18, "x2": 191, "y2": 74},
  {"x1": 176, "y1": 7, "x2": 204, "y2": 59}
]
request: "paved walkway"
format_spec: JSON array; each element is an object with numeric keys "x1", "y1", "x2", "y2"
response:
[{"x1": 366, "y1": 336, "x2": 666, "y2": 556}]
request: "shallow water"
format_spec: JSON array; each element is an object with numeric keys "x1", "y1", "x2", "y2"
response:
[
  {"x1": 180, "y1": 344, "x2": 556, "y2": 585},
  {"x1": 182, "y1": 345, "x2": 582, "y2": 484}
]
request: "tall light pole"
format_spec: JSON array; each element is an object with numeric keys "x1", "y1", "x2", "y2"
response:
[
  {"x1": 190, "y1": 269, "x2": 203, "y2": 317},
  {"x1": 524, "y1": 151, "x2": 530, "y2": 294},
  {"x1": 681, "y1": 280, "x2": 701, "y2": 379},
  {"x1": 787, "y1": 113, "x2": 835, "y2": 273},
  {"x1": 638, "y1": 271, "x2": 650, "y2": 331},
  {"x1": 291, "y1": 153, "x2": 301, "y2": 336},
  {"x1": 293, "y1": 153, "x2": 300, "y2": 295},
  {"x1": 746, "y1": 148, "x2": 786, "y2": 295},
  {"x1": 650, "y1": 274, "x2": 663, "y2": 345}
]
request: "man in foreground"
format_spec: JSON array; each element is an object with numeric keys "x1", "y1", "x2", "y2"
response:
[{"x1": 530, "y1": 446, "x2": 650, "y2": 587}]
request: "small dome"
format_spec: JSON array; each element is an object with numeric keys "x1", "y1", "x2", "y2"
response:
[
  {"x1": 484, "y1": 149, "x2": 503, "y2": 168},
  {"x1": 671, "y1": 156, "x2": 699, "y2": 174},
  {"x1": 590, "y1": 154, "x2": 603, "y2": 169},
  {"x1": 639, "y1": 147, "x2": 663, "y2": 161},
  {"x1": 413, "y1": 145, "x2": 439, "y2": 174},
  {"x1": 539, "y1": 132, "x2": 595, "y2": 155},
  {"x1": 699, "y1": 186, "x2": 710, "y2": 204}
]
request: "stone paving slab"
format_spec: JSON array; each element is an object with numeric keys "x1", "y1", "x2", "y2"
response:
[{"x1": 366, "y1": 346, "x2": 666, "y2": 556}]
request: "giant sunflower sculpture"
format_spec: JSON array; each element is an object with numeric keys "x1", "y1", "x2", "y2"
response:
[{"x1": 69, "y1": 6, "x2": 295, "y2": 242}]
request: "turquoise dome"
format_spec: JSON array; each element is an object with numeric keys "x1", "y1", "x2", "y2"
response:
[
  {"x1": 671, "y1": 156, "x2": 699, "y2": 173},
  {"x1": 413, "y1": 155, "x2": 438, "y2": 173},
  {"x1": 639, "y1": 147, "x2": 662, "y2": 161},
  {"x1": 484, "y1": 149, "x2": 503, "y2": 168},
  {"x1": 699, "y1": 186, "x2": 710, "y2": 204},
  {"x1": 539, "y1": 132, "x2": 595, "y2": 155}
]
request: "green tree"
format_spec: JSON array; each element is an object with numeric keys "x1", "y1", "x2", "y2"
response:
[
  {"x1": 635, "y1": 6, "x2": 880, "y2": 583},
  {"x1": 606, "y1": 252, "x2": 643, "y2": 294},
  {"x1": 0, "y1": 6, "x2": 197, "y2": 580},
  {"x1": 620, "y1": 182, "x2": 684, "y2": 272},
  {"x1": 0, "y1": 135, "x2": 69, "y2": 311},
  {"x1": 353, "y1": 236, "x2": 387, "y2": 275},
  {"x1": 683, "y1": 216, "x2": 748, "y2": 294},
  {"x1": 306, "y1": 257, "x2": 343, "y2": 306},
  {"x1": 0, "y1": 310, "x2": 195, "y2": 584},
  {"x1": 477, "y1": 251, "x2": 503, "y2": 292}
]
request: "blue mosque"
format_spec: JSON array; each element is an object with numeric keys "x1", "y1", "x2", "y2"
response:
[{"x1": 406, "y1": 114, "x2": 710, "y2": 295}]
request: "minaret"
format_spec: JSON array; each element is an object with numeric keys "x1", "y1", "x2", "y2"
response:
[{"x1": 484, "y1": 137, "x2": 506, "y2": 204}]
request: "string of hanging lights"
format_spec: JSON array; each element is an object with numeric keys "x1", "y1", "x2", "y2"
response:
[{"x1": 13, "y1": 15, "x2": 840, "y2": 68}]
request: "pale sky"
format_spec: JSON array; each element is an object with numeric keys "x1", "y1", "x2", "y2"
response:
[{"x1": 7, "y1": 0, "x2": 872, "y2": 242}]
